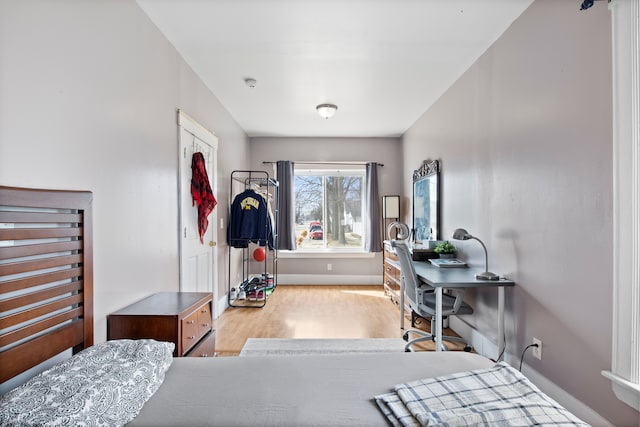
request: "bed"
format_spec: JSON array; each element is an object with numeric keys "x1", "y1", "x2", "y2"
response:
[{"x1": 0, "y1": 186, "x2": 590, "y2": 426}]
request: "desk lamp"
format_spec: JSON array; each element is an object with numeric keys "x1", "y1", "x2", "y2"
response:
[{"x1": 452, "y1": 228, "x2": 500, "y2": 281}]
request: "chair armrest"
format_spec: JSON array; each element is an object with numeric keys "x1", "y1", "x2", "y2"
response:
[
  {"x1": 416, "y1": 285, "x2": 434, "y2": 301},
  {"x1": 449, "y1": 289, "x2": 464, "y2": 312},
  {"x1": 418, "y1": 282, "x2": 435, "y2": 292},
  {"x1": 420, "y1": 289, "x2": 473, "y2": 316}
]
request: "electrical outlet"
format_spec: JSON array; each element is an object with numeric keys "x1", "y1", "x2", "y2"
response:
[
  {"x1": 327, "y1": 263, "x2": 332, "y2": 271},
  {"x1": 532, "y1": 337, "x2": 542, "y2": 360}
]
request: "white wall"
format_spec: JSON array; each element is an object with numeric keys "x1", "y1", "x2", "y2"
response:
[
  {"x1": 402, "y1": 1, "x2": 637, "y2": 425},
  {"x1": 0, "y1": 0, "x2": 249, "y2": 342}
]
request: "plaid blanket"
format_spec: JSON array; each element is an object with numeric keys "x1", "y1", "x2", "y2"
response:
[{"x1": 375, "y1": 362, "x2": 590, "y2": 426}]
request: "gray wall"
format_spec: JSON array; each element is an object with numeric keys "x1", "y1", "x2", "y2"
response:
[
  {"x1": 0, "y1": 0, "x2": 250, "y2": 342},
  {"x1": 2, "y1": 0, "x2": 635, "y2": 424},
  {"x1": 402, "y1": 1, "x2": 636, "y2": 424},
  {"x1": 249, "y1": 137, "x2": 402, "y2": 278}
]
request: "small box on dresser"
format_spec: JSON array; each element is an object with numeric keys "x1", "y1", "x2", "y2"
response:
[{"x1": 107, "y1": 292, "x2": 215, "y2": 357}]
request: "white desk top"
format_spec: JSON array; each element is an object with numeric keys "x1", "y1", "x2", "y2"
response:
[{"x1": 413, "y1": 261, "x2": 515, "y2": 288}]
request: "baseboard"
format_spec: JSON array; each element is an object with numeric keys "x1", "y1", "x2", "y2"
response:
[
  {"x1": 517, "y1": 361, "x2": 614, "y2": 427},
  {"x1": 276, "y1": 274, "x2": 382, "y2": 285},
  {"x1": 449, "y1": 317, "x2": 612, "y2": 426},
  {"x1": 449, "y1": 316, "x2": 499, "y2": 360}
]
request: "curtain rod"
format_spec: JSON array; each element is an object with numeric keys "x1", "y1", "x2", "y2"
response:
[{"x1": 262, "y1": 161, "x2": 383, "y2": 167}]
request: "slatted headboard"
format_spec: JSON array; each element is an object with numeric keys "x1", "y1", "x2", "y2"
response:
[{"x1": 0, "y1": 186, "x2": 93, "y2": 384}]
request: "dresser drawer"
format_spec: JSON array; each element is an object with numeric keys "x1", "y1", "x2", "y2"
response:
[
  {"x1": 384, "y1": 254, "x2": 401, "y2": 293},
  {"x1": 181, "y1": 301, "x2": 213, "y2": 354},
  {"x1": 181, "y1": 310, "x2": 200, "y2": 353},
  {"x1": 384, "y1": 262, "x2": 400, "y2": 279},
  {"x1": 384, "y1": 275, "x2": 400, "y2": 292},
  {"x1": 197, "y1": 302, "x2": 212, "y2": 336},
  {"x1": 383, "y1": 241, "x2": 398, "y2": 261},
  {"x1": 384, "y1": 249, "x2": 398, "y2": 262},
  {"x1": 186, "y1": 330, "x2": 216, "y2": 358}
]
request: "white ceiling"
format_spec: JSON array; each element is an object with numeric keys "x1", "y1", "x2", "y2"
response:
[{"x1": 137, "y1": 0, "x2": 534, "y2": 138}]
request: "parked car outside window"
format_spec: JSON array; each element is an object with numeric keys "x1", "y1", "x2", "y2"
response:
[{"x1": 309, "y1": 225, "x2": 323, "y2": 240}]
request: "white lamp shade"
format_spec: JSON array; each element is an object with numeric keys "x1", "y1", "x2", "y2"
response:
[{"x1": 383, "y1": 195, "x2": 400, "y2": 218}]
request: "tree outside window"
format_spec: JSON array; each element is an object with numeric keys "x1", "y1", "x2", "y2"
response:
[{"x1": 294, "y1": 168, "x2": 364, "y2": 250}]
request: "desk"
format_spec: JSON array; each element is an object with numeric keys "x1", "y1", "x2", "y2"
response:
[{"x1": 400, "y1": 261, "x2": 514, "y2": 355}]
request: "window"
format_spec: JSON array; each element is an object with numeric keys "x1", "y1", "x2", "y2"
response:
[
  {"x1": 294, "y1": 166, "x2": 365, "y2": 251},
  {"x1": 601, "y1": 0, "x2": 640, "y2": 412}
]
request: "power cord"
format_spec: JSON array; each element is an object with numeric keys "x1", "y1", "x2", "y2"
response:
[
  {"x1": 519, "y1": 343, "x2": 539, "y2": 371},
  {"x1": 490, "y1": 332, "x2": 507, "y2": 363}
]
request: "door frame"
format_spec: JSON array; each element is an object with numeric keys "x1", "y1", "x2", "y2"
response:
[{"x1": 177, "y1": 109, "x2": 219, "y2": 317}]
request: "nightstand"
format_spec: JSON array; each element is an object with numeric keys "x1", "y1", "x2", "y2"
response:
[{"x1": 107, "y1": 292, "x2": 215, "y2": 357}]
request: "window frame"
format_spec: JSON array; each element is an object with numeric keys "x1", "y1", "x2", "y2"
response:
[
  {"x1": 601, "y1": 0, "x2": 640, "y2": 411},
  {"x1": 293, "y1": 166, "x2": 367, "y2": 253}
]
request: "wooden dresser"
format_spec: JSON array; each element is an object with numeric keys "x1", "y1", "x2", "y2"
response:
[
  {"x1": 383, "y1": 240, "x2": 401, "y2": 303},
  {"x1": 107, "y1": 292, "x2": 215, "y2": 357},
  {"x1": 383, "y1": 240, "x2": 414, "y2": 327}
]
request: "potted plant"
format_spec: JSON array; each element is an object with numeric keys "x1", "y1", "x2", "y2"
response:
[{"x1": 434, "y1": 241, "x2": 456, "y2": 258}]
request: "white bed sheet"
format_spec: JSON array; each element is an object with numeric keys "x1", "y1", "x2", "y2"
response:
[{"x1": 129, "y1": 351, "x2": 493, "y2": 427}]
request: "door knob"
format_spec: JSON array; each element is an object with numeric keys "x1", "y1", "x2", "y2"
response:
[{"x1": 209, "y1": 241, "x2": 216, "y2": 247}]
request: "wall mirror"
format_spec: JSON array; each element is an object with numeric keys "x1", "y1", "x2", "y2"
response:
[{"x1": 412, "y1": 159, "x2": 440, "y2": 245}]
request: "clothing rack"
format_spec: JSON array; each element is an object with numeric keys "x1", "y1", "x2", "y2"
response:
[{"x1": 227, "y1": 170, "x2": 278, "y2": 308}]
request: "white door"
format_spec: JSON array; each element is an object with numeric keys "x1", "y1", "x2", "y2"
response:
[{"x1": 178, "y1": 110, "x2": 219, "y2": 316}]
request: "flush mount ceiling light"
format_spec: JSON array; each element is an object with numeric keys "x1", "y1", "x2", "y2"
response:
[{"x1": 316, "y1": 103, "x2": 338, "y2": 119}]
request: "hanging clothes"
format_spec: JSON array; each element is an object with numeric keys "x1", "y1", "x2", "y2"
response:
[
  {"x1": 191, "y1": 152, "x2": 217, "y2": 244},
  {"x1": 227, "y1": 188, "x2": 273, "y2": 248}
]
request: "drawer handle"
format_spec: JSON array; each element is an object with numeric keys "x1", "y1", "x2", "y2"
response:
[
  {"x1": 186, "y1": 320, "x2": 195, "y2": 324},
  {"x1": 202, "y1": 323, "x2": 209, "y2": 327},
  {"x1": 201, "y1": 309, "x2": 208, "y2": 313},
  {"x1": 200, "y1": 353, "x2": 208, "y2": 357},
  {"x1": 188, "y1": 336, "x2": 195, "y2": 339}
]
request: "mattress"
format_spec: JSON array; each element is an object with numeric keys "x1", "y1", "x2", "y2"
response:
[{"x1": 130, "y1": 351, "x2": 493, "y2": 426}]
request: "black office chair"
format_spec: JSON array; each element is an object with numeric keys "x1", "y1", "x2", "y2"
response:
[{"x1": 391, "y1": 240, "x2": 473, "y2": 352}]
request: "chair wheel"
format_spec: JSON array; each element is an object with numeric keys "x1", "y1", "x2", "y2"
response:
[
  {"x1": 404, "y1": 348, "x2": 411, "y2": 352},
  {"x1": 463, "y1": 345, "x2": 472, "y2": 352},
  {"x1": 403, "y1": 332, "x2": 409, "y2": 341}
]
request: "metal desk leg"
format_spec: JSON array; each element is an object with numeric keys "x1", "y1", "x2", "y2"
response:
[
  {"x1": 498, "y1": 287, "x2": 505, "y2": 359},
  {"x1": 400, "y1": 276, "x2": 405, "y2": 330},
  {"x1": 435, "y1": 287, "x2": 443, "y2": 352}
]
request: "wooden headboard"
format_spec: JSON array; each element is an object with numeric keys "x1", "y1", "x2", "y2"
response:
[{"x1": 0, "y1": 186, "x2": 93, "y2": 384}]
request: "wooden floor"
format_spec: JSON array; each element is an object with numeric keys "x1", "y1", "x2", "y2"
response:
[{"x1": 213, "y1": 285, "x2": 466, "y2": 356}]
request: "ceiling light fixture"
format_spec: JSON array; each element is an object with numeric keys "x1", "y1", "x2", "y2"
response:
[
  {"x1": 316, "y1": 103, "x2": 338, "y2": 119},
  {"x1": 244, "y1": 78, "x2": 257, "y2": 88}
]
